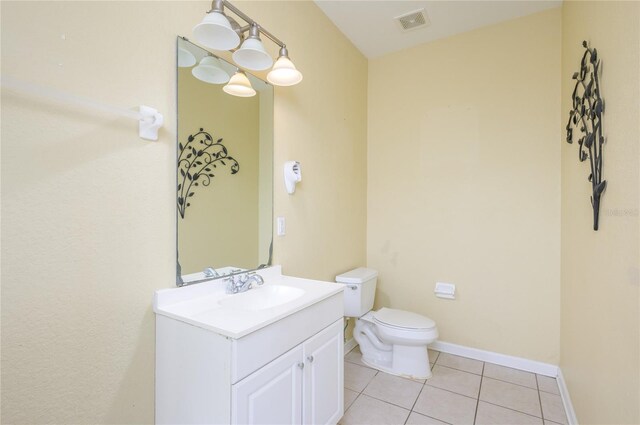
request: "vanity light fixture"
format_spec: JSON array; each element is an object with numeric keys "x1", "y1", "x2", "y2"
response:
[
  {"x1": 267, "y1": 46, "x2": 303, "y2": 86},
  {"x1": 192, "y1": 56, "x2": 230, "y2": 84},
  {"x1": 223, "y1": 69, "x2": 256, "y2": 97},
  {"x1": 193, "y1": 0, "x2": 303, "y2": 86},
  {"x1": 232, "y1": 23, "x2": 273, "y2": 71},
  {"x1": 193, "y1": 0, "x2": 241, "y2": 51}
]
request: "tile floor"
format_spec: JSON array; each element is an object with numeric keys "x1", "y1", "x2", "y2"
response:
[{"x1": 341, "y1": 346, "x2": 568, "y2": 425}]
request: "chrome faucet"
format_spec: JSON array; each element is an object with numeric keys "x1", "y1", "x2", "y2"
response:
[
  {"x1": 203, "y1": 267, "x2": 220, "y2": 278},
  {"x1": 225, "y1": 272, "x2": 264, "y2": 294}
]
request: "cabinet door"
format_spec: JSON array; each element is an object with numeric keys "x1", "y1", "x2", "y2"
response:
[
  {"x1": 232, "y1": 345, "x2": 303, "y2": 425},
  {"x1": 302, "y1": 320, "x2": 344, "y2": 425}
]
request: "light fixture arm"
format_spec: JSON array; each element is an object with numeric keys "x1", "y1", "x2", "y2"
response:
[{"x1": 208, "y1": 0, "x2": 285, "y2": 48}]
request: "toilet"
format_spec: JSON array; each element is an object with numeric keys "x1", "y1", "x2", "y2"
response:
[{"x1": 336, "y1": 267, "x2": 438, "y2": 380}]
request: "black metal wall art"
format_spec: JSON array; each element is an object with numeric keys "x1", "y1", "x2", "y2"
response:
[
  {"x1": 566, "y1": 40, "x2": 606, "y2": 230},
  {"x1": 177, "y1": 128, "x2": 239, "y2": 219}
]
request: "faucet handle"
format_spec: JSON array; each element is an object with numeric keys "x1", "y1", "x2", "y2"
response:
[
  {"x1": 203, "y1": 267, "x2": 219, "y2": 278},
  {"x1": 224, "y1": 275, "x2": 237, "y2": 293}
]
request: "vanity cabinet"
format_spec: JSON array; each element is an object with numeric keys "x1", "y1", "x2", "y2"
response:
[
  {"x1": 232, "y1": 320, "x2": 343, "y2": 425},
  {"x1": 155, "y1": 277, "x2": 344, "y2": 425}
]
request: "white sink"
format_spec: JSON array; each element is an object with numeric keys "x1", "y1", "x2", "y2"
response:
[
  {"x1": 154, "y1": 266, "x2": 344, "y2": 339},
  {"x1": 219, "y1": 285, "x2": 305, "y2": 311}
]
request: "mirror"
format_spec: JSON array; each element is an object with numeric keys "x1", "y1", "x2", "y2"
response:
[{"x1": 176, "y1": 37, "x2": 273, "y2": 285}]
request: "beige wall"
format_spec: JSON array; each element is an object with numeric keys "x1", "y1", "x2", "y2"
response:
[
  {"x1": 177, "y1": 62, "x2": 262, "y2": 273},
  {"x1": 367, "y1": 9, "x2": 562, "y2": 363},
  {"x1": 560, "y1": 1, "x2": 640, "y2": 424},
  {"x1": 0, "y1": 1, "x2": 367, "y2": 423}
]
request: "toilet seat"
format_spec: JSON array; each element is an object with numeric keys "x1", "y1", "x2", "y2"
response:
[{"x1": 373, "y1": 308, "x2": 436, "y2": 331}]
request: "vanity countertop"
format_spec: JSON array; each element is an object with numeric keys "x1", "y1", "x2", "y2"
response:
[{"x1": 154, "y1": 266, "x2": 344, "y2": 339}]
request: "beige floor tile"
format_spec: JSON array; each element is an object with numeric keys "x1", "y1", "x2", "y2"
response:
[
  {"x1": 344, "y1": 388, "x2": 359, "y2": 411},
  {"x1": 537, "y1": 375, "x2": 560, "y2": 395},
  {"x1": 426, "y1": 365, "x2": 482, "y2": 398},
  {"x1": 363, "y1": 372, "x2": 423, "y2": 409},
  {"x1": 435, "y1": 353, "x2": 484, "y2": 375},
  {"x1": 405, "y1": 411, "x2": 449, "y2": 425},
  {"x1": 428, "y1": 349, "x2": 440, "y2": 363},
  {"x1": 340, "y1": 394, "x2": 410, "y2": 425},
  {"x1": 346, "y1": 346, "x2": 370, "y2": 369},
  {"x1": 544, "y1": 421, "x2": 564, "y2": 425},
  {"x1": 540, "y1": 391, "x2": 568, "y2": 424},
  {"x1": 413, "y1": 385, "x2": 477, "y2": 425},
  {"x1": 480, "y1": 377, "x2": 542, "y2": 417},
  {"x1": 483, "y1": 363, "x2": 537, "y2": 389},
  {"x1": 345, "y1": 362, "x2": 377, "y2": 392},
  {"x1": 475, "y1": 401, "x2": 543, "y2": 425}
]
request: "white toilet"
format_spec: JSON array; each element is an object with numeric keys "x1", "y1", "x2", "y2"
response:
[{"x1": 336, "y1": 267, "x2": 438, "y2": 380}]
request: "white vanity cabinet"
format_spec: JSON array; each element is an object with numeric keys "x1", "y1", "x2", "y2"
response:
[
  {"x1": 232, "y1": 320, "x2": 343, "y2": 425},
  {"x1": 154, "y1": 268, "x2": 344, "y2": 425}
]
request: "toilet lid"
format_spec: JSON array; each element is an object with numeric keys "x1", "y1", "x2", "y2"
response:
[{"x1": 373, "y1": 308, "x2": 435, "y2": 330}]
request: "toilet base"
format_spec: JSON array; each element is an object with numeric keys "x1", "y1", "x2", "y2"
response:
[
  {"x1": 353, "y1": 317, "x2": 434, "y2": 380},
  {"x1": 360, "y1": 345, "x2": 433, "y2": 380}
]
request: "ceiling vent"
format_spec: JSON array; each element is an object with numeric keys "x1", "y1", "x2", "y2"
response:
[{"x1": 395, "y1": 8, "x2": 430, "y2": 32}]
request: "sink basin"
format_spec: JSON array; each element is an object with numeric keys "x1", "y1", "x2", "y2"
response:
[
  {"x1": 154, "y1": 266, "x2": 344, "y2": 338},
  {"x1": 219, "y1": 285, "x2": 305, "y2": 311}
]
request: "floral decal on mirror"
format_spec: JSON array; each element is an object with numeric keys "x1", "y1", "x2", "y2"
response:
[
  {"x1": 177, "y1": 128, "x2": 239, "y2": 219},
  {"x1": 566, "y1": 40, "x2": 606, "y2": 231}
]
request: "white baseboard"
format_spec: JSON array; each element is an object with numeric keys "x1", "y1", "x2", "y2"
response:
[
  {"x1": 556, "y1": 368, "x2": 578, "y2": 425},
  {"x1": 430, "y1": 340, "x2": 559, "y2": 377},
  {"x1": 344, "y1": 338, "x2": 357, "y2": 355}
]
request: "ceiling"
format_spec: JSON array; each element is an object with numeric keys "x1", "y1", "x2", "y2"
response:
[{"x1": 314, "y1": 1, "x2": 562, "y2": 58}]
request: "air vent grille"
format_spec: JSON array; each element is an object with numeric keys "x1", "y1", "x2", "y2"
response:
[{"x1": 395, "y1": 9, "x2": 430, "y2": 32}]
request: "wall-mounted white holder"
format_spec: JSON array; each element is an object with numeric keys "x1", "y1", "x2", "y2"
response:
[
  {"x1": 435, "y1": 282, "x2": 456, "y2": 299},
  {"x1": 284, "y1": 161, "x2": 302, "y2": 194},
  {"x1": 139, "y1": 106, "x2": 163, "y2": 141}
]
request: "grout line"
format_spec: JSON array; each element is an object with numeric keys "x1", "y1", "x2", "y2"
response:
[
  {"x1": 536, "y1": 380, "x2": 562, "y2": 396},
  {"x1": 343, "y1": 390, "x2": 361, "y2": 416},
  {"x1": 423, "y1": 381, "x2": 479, "y2": 401},
  {"x1": 480, "y1": 400, "x2": 545, "y2": 420},
  {"x1": 536, "y1": 374, "x2": 546, "y2": 421},
  {"x1": 344, "y1": 357, "x2": 377, "y2": 370},
  {"x1": 359, "y1": 370, "x2": 378, "y2": 395},
  {"x1": 432, "y1": 362, "x2": 484, "y2": 376},
  {"x1": 405, "y1": 383, "x2": 454, "y2": 425},
  {"x1": 473, "y1": 361, "x2": 485, "y2": 424},
  {"x1": 481, "y1": 375, "x2": 540, "y2": 391},
  {"x1": 408, "y1": 379, "x2": 426, "y2": 413},
  {"x1": 357, "y1": 392, "x2": 411, "y2": 414}
]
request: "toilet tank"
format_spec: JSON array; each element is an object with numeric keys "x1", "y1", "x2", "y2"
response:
[{"x1": 336, "y1": 267, "x2": 378, "y2": 317}]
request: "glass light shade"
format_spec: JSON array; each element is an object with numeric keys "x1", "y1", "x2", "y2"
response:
[
  {"x1": 232, "y1": 38, "x2": 273, "y2": 71},
  {"x1": 267, "y1": 56, "x2": 303, "y2": 86},
  {"x1": 223, "y1": 71, "x2": 256, "y2": 97},
  {"x1": 191, "y1": 56, "x2": 230, "y2": 84},
  {"x1": 178, "y1": 47, "x2": 196, "y2": 68},
  {"x1": 193, "y1": 11, "x2": 241, "y2": 51}
]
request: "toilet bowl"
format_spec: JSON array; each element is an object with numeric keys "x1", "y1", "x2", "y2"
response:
[{"x1": 336, "y1": 268, "x2": 438, "y2": 380}]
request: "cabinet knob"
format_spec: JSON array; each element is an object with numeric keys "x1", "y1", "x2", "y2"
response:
[
  {"x1": 297, "y1": 362, "x2": 305, "y2": 369},
  {"x1": 307, "y1": 355, "x2": 314, "y2": 363}
]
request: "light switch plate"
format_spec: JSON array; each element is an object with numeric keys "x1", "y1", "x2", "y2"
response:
[{"x1": 277, "y1": 217, "x2": 286, "y2": 236}]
